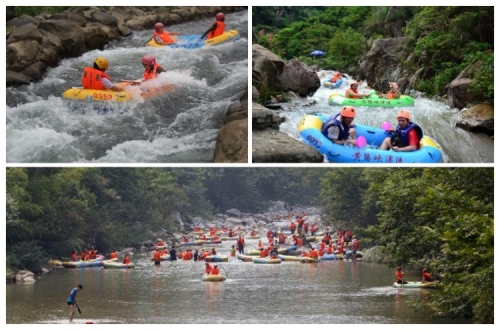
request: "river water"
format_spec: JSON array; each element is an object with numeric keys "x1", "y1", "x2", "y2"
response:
[
  {"x1": 6, "y1": 10, "x2": 248, "y2": 163},
  {"x1": 6, "y1": 239, "x2": 466, "y2": 324},
  {"x1": 278, "y1": 72, "x2": 493, "y2": 163}
]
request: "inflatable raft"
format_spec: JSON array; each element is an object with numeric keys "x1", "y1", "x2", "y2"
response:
[
  {"x1": 245, "y1": 249, "x2": 262, "y2": 256},
  {"x1": 253, "y1": 257, "x2": 282, "y2": 264},
  {"x1": 236, "y1": 254, "x2": 255, "y2": 262},
  {"x1": 298, "y1": 114, "x2": 442, "y2": 163},
  {"x1": 319, "y1": 254, "x2": 338, "y2": 261},
  {"x1": 202, "y1": 274, "x2": 226, "y2": 282},
  {"x1": 103, "y1": 262, "x2": 135, "y2": 269},
  {"x1": 298, "y1": 257, "x2": 319, "y2": 263},
  {"x1": 278, "y1": 254, "x2": 301, "y2": 262},
  {"x1": 146, "y1": 30, "x2": 239, "y2": 49},
  {"x1": 277, "y1": 246, "x2": 298, "y2": 254},
  {"x1": 247, "y1": 235, "x2": 261, "y2": 239},
  {"x1": 393, "y1": 281, "x2": 438, "y2": 288},
  {"x1": 204, "y1": 255, "x2": 229, "y2": 262},
  {"x1": 328, "y1": 91, "x2": 414, "y2": 108},
  {"x1": 323, "y1": 79, "x2": 344, "y2": 89},
  {"x1": 62, "y1": 256, "x2": 105, "y2": 268},
  {"x1": 62, "y1": 82, "x2": 176, "y2": 103}
]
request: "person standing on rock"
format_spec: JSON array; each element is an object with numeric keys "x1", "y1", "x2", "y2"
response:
[
  {"x1": 321, "y1": 106, "x2": 358, "y2": 146},
  {"x1": 81, "y1": 57, "x2": 125, "y2": 92},
  {"x1": 67, "y1": 284, "x2": 83, "y2": 323}
]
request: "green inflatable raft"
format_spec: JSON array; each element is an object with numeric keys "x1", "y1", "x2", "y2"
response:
[{"x1": 328, "y1": 91, "x2": 414, "y2": 108}]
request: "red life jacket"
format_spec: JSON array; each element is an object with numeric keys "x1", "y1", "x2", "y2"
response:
[
  {"x1": 143, "y1": 63, "x2": 166, "y2": 81},
  {"x1": 208, "y1": 21, "x2": 225, "y2": 39},
  {"x1": 153, "y1": 30, "x2": 175, "y2": 44},
  {"x1": 81, "y1": 67, "x2": 111, "y2": 90}
]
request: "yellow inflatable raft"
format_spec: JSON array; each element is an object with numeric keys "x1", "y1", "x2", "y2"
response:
[
  {"x1": 146, "y1": 30, "x2": 239, "y2": 48},
  {"x1": 202, "y1": 274, "x2": 226, "y2": 282},
  {"x1": 62, "y1": 82, "x2": 176, "y2": 102}
]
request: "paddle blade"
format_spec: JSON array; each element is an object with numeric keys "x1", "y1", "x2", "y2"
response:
[{"x1": 76, "y1": 303, "x2": 82, "y2": 314}]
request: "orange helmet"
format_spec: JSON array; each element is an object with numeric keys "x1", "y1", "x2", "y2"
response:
[
  {"x1": 396, "y1": 110, "x2": 410, "y2": 120},
  {"x1": 340, "y1": 106, "x2": 356, "y2": 118}
]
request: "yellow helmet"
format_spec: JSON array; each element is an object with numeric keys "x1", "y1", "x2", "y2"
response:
[{"x1": 94, "y1": 56, "x2": 109, "y2": 70}]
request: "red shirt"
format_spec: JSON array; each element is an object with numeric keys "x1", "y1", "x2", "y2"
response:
[{"x1": 407, "y1": 129, "x2": 420, "y2": 150}]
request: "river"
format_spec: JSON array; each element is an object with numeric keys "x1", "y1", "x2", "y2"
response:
[
  {"x1": 278, "y1": 72, "x2": 493, "y2": 163},
  {"x1": 6, "y1": 239, "x2": 467, "y2": 324},
  {"x1": 6, "y1": 10, "x2": 248, "y2": 163}
]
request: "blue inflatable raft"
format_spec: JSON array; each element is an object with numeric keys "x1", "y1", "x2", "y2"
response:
[
  {"x1": 298, "y1": 114, "x2": 442, "y2": 163},
  {"x1": 323, "y1": 78, "x2": 344, "y2": 89}
]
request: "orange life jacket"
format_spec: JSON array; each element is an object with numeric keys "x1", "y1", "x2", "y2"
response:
[
  {"x1": 110, "y1": 252, "x2": 117, "y2": 259},
  {"x1": 310, "y1": 250, "x2": 318, "y2": 259},
  {"x1": 143, "y1": 63, "x2": 166, "y2": 81},
  {"x1": 211, "y1": 268, "x2": 219, "y2": 275},
  {"x1": 387, "y1": 90, "x2": 397, "y2": 99},
  {"x1": 208, "y1": 21, "x2": 225, "y2": 39},
  {"x1": 345, "y1": 88, "x2": 361, "y2": 99},
  {"x1": 123, "y1": 257, "x2": 130, "y2": 264},
  {"x1": 81, "y1": 67, "x2": 111, "y2": 90},
  {"x1": 153, "y1": 30, "x2": 175, "y2": 44},
  {"x1": 153, "y1": 251, "x2": 161, "y2": 261}
]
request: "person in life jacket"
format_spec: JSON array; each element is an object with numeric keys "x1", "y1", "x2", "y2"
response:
[
  {"x1": 81, "y1": 56, "x2": 125, "y2": 92},
  {"x1": 321, "y1": 106, "x2": 358, "y2": 146},
  {"x1": 109, "y1": 250, "x2": 118, "y2": 259},
  {"x1": 153, "y1": 249, "x2": 161, "y2": 266},
  {"x1": 330, "y1": 71, "x2": 342, "y2": 83},
  {"x1": 123, "y1": 255, "x2": 131, "y2": 264},
  {"x1": 345, "y1": 81, "x2": 370, "y2": 99},
  {"x1": 379, "y1": 110, "x2": 423, "y2": 151},
  {"x1": 421, "y1": 268, "x2": 434, "y2": 283},
  {"x1": 139, "y1": 55, "x2": 166, "y2": 83},
  {"x1": 204, "y1": 262, "x2": 213, "y2": 274},
  {"x1": 395, "y1": 266, "x2": 407, "y2": 284},
  {"x1": 378, "y1": 82, "x2": 401, "y2": 99},
  {"x1": 210, "y1": 265, "x2": 220, "y2": 275},
  {"x1": 200, "y1": 12, "x2": 226, "y2": 40},
  {"x1": 152, "y1": 22, "x2": 179, "y2": 45}
]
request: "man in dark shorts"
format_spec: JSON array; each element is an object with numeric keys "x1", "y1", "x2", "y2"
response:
[{"x1": 67, "y1": 284, "x2": 83, "y2": 323}]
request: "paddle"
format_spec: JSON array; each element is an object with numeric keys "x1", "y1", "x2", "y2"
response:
[
  {"x1": 219, "y1": 265, "x2": 229, "y2": 277},
  {"x1": 75, "y1": 302, "x2": 82, "y2": 314}
]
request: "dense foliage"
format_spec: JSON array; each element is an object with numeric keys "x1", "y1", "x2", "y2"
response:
[
  {"x1": 6, "y1": 167, "x2": 493, "y2": 322},
  {"x1": 319, "y1": 168, "x2": 493, "y2": 323},
  {"x1": 253, "y1": 6, "x2": 493, "y2": 101},
  {"x1": 6, "y1": 168, "x2": 322, "y2": 269}
]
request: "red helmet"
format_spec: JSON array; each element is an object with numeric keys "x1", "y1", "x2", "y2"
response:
[
  {"x1": 215, "y1": 12, "x2": 225, "y2": 21},
  {"x1": 141, "y1": 55, "x2": 156, "y2": 66},
  {"x1": 154, "y1": 22, "x2": 164, "y2": 30}
]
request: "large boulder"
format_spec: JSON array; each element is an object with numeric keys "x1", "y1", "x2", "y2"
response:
[
  {"x1": 358, "y1": 37, "x2": 408, "y2": 92},
  {"x1": 15, "y1": 270, "x2": 36, "y2": 283},
  {"x1": 91, "y1": 11, "x2": 118, "y2": 26},
  {"x1": 252, "y1": 44, "x2": 283, "y2": 97},
  {"x1": 452, "y1": 103, "x2": 494, "y2": 136},
  {"x1": 83, "y1": 24, "x2": 110, "y2": 50},
  {"x1": 37, "y1": 20, "x2": 87, "y2": 57},
  {"x1": 50, "y1": 13, "x2": 87, "y2": 27},
  {"x1": 6, "y1": 70, "x2": 34, "y2": 86},
  {"x1": 213, "y1": 115, "x2": 247, "y2": 163},
  {"x1": 7, "y1": 40, "x2": 41, "y2": 71},
  {"x1": 7, "y1": 23, "x2": 44, "y2": 44},
  {"x1": 252, "y1": 128, "x2": 324, "y2": 163},
  {"x1": 280, "y1": 59, "x2": 321, "y2": 96}
]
